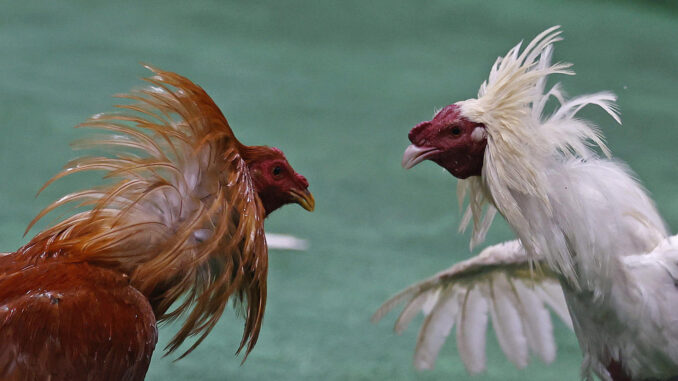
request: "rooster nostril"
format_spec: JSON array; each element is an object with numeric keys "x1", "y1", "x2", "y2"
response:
[
  {"x1": 409, "y1": 121, "x2": 431, "y2": 145},
  {"x1": 296, "y1": 174, "x2": 309, "y2": 188},
  {"x1": 408, "y1": 129, "x2": 418, "y2": 144}
]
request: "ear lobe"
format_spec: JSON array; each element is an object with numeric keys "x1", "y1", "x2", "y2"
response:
[
  {"x1": 471, "y1": 126, "x2": 487, "y2": 142},
  {"x1": 250, "y1": 167, "x2": 262, "y2": 177}
]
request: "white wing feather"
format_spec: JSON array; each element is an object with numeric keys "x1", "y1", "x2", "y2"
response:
[
  {"x1": 372, "y1": 240, "x2": 572, "y2": 373},
  {"x1": 265, "y1": 233, "x2": 309, "y2": 251},
  {"x1": 513, "y1": 280, "x2": 556, "y2": 363},
  {"x1": 488, "y1": 273, "x2": 529, "y2": 368},
  {"x1": 414, "y1": 286, "x2": 461, "y2": 368},
  {"x1": 456, "y1": 285, "x2": 489, "y2": 373}
]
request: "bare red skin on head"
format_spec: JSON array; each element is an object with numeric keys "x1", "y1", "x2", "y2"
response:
[
  {"x1": 241, "y1": 146, "x2": 310, "y2": 216},
  {"x1": 408, "y1": 104, "x2": 487, "y2": 179}
]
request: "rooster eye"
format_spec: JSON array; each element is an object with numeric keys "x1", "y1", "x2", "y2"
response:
[
  {"x1": 451, "y1": 126, "x2": 461, "y2": 135},
  {"x1": 272, "y1": 166, "x2": 282, "y2": 176}
]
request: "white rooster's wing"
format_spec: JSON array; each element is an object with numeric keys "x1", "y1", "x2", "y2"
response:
[
  {"x1": 372, "y1": 240, "x2": 573, "y2": 374},
  {"x1": 265, "y1": 233, "x2": 309, "y2": 251}
]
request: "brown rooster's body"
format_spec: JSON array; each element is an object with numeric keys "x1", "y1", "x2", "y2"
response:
[
  {"x1": 0, "y1": 67, "x2": 314, "y2": 380},
  {"x1": 0, "y1": 257, "x2": 157, "y2": 380}
]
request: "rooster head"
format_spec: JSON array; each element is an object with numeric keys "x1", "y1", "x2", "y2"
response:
[
  {"x1": 403, "y1": 104, "x2": 487, "y2": 179},
  {"x1": 399, "y1": 26, "x2": 620, "y2": 250},
  {"x1": 241, "y1": 146, "x2": 315, "y2": 215}
]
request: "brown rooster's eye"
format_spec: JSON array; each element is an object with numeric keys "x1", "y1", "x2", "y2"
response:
[
  {"x1": 272, "y1": 166, "x2": 282, "y2": 176},
  {"x1": 451, "y1": 126, "x2": 461, "y2": 135}
]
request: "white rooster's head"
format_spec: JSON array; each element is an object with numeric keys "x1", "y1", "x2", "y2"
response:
[
  {"x1": 402, "y1": 26, "x2": 620, "y2": 249},
  {"x1": 403, "y1": 26, "x2": 573, "y2": 182},
  {"x1": 403, "y1": 104, "x2": 487, "y2": 178}
]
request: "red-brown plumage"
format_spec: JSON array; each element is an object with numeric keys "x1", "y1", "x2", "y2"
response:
[
  {"x1": 0, "y1": 66, "x2": 314, "y2": 379},
  {"x1": 0, "y1": 255, "x2": 157, "y2": 381}
]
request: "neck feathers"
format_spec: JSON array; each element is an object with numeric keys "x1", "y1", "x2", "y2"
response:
[{"x1": 457, "y1": 27, "x2": 620, "y2": 256}]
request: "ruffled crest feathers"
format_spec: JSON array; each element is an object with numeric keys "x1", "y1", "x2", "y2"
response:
[{"x1": 456, "y1": 27, "x2": 621, "y2": 253}]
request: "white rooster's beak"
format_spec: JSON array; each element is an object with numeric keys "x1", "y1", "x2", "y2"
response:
[{"x1": 402, "y1": 144, "x2": 439, "y2": 169}]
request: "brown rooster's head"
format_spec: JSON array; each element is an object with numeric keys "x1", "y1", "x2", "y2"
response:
[
  {"x1": 241, "y1": 146, "x2": 315, "y2": 216},
  {"x1": 402, "y1": 104, "x2": 487, "y2": 179}
]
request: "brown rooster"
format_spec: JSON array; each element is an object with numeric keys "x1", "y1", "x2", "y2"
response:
[{"x1": 0, "y1": 66, "x2": 315, "y2": 381}]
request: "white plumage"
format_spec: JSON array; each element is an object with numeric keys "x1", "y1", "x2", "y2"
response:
[
  {"x1": 373, "y1": 240, "x2": 571, "y2": 374},
  {"x1": 265, "y1": 233, "x2": 309, "y2": 251},
  {"x1": 375, "y1": 27, "x2": 678, "y2": 381}
]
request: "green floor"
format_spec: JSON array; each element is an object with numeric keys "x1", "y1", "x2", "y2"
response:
[{"x1": 1, "y1": 1, "x2": 677, "y2": 380}]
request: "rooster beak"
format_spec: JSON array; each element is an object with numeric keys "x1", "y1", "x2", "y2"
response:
[
  {"x1": 402, "y1": 144, "x2": 439, "y2": 169},
  {"x1": 289, "y1": 189, "x2": 315, "y2": 212}
]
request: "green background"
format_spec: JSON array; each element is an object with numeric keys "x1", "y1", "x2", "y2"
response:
[{"x1": 1, "y1": 1, "x2": 677, "y2": 380}]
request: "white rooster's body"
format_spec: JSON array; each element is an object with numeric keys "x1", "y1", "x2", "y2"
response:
[
  {"x1": 534, "y1": 157, "x2": 678, "y2": 379},
  {"x1": 512, "y1": 154, "x2": 678, "y2": 379},
  {"x1": 375, "y1": 27, "x2": 678, "y2": 381}
]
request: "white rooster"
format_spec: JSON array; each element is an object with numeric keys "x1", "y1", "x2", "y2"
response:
[{"x1": 373, "y1": 27, "x2": 678, "y2": 381}]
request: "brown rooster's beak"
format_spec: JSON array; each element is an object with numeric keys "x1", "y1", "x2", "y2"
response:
[
  {"x1": 402, "y1": 144, "x2": 439, "y2": 169},
  {"x1": 289, "y1": 189, "x2": 315, "y2": 212}
]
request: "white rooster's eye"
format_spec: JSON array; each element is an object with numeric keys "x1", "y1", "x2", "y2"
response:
[{"x1": 451, "y1": 126, "x2": 461, "y2": 135}]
